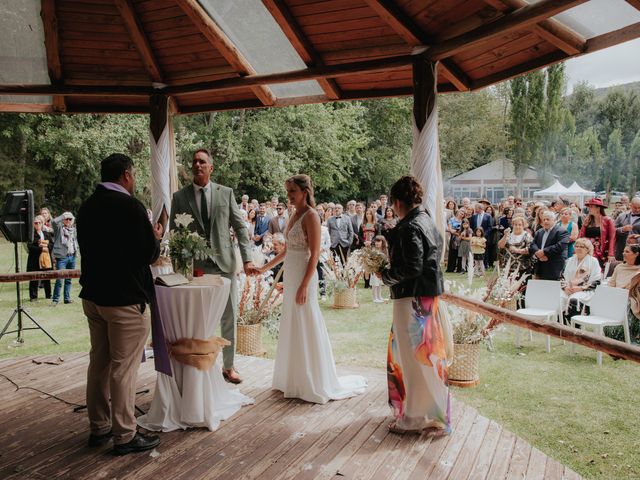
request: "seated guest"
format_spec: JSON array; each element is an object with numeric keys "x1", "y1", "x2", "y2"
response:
[
  {"x1": 497, "y1": 216, "x2": 533, "y2": 276},
  {"x1": 560, "y1": 238, "x2": 602, "y2": 323},
  {"x1": 529, "y1": 211, "x2": 569, "y2": 280},
  {"x1": 27, "y1": 215, "x2": 54, "y2": 301},
  {"x1": 269, "y1": 233, "x2": 286, "y2": 290},
  {"x1": 608, "y1": 245, "x2": 640, "y2": 289}
]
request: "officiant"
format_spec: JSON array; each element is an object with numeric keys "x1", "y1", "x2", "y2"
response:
[{"x1": 170, "y1": 148, "x2": 256, "y2": 384}]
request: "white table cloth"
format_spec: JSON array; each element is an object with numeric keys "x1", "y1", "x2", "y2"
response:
[{"x1": 137, "y1": 276, "x2": 253, "y2": 432}]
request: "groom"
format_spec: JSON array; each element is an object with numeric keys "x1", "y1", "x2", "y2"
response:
[{"x1": 170, "y1": 149, "x2": 256, "y2": 383}]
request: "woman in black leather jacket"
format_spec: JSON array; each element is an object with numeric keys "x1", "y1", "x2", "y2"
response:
[{"x1": 381, "y1": 176, "x2": 451, "y2": 436}]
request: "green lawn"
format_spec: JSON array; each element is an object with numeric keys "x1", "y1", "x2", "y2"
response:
[{"x1": 0, "y1": 240, "x2": 638, "y2": 479}]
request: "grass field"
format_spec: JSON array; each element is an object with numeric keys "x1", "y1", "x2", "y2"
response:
[{"x1": 0, "y1": 239, "x2": 638, "y2": 479}]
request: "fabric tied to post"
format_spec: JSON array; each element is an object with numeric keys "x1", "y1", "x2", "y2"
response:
[{"x1": 169, "y1": 336, "x2": 230, "y2": 371}]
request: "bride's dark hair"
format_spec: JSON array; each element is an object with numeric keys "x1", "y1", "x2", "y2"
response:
[{"x1": 286, "y1": 174, "x2": 316, "y2": 208}]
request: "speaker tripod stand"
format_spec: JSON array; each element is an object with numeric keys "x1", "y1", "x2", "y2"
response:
[{"x1": 0, "y1": 242, "x2": 58, "y2": 344}]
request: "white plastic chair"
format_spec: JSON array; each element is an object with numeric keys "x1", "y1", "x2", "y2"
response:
[
  {"x1": 516, "y1": 280, "x2": 562, "y2": 352},
  {"x1": 571, "y1": 286, "x2": 630, "y2": 365}
]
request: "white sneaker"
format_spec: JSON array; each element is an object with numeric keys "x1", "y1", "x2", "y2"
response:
[
  {"x1": 320, "y1": 296, "x2": 327, "y2": 302},
  {"x1": 373, "y1": 298, "x2": 384, "y2": 303}
]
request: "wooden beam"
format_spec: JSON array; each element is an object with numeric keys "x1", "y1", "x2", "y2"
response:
[
  {"x1": 175, "y1": 0, "x2": 276, "y2": 106},
  {"x1": 483, "y1": 0, "x2": 585, "y2": 55},
  {"x1": 584, "y1": 21, "x2": 640, "y2": 54},
  {"x1": 113, "y1": 0, "x2": 164, "y2": 83},
  {"x1": 262, "y1": 0, "x2": 341, "y2": 100},
  {"x1": 442, "y1": 293, "x2": 640, "y2": 364},
  {"x1": 427, "y1": 0, "x2": 588, "y2": 61},
  {"x1": 0, "y1": 103, "x2": 54, "y2": 113},
  {"x1": 40, "y1": 0, "x2": 66, "y2": 112},
  {"x1": 625, "y1": 0, "x2": 640, "y2": 11},
  {"x1": 363, "y1": 0, "x2": 470, "y2": 91},
  {"x1": 413, "y1": 55, "x2": 437, "y2": 131}
]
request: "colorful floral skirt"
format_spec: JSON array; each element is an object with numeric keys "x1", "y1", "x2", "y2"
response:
[{"x1": 387, "y1": 296, "x2": 451, "y2": 432}]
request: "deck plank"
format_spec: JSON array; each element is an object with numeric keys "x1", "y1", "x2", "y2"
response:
[{"x1": 0, "y1": 354, "x2": 582, "y2": 480}]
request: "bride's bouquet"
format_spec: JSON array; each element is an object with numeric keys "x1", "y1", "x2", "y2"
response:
[{"x1": 351, "y1": 247, "x2": 389, "y2": 275}]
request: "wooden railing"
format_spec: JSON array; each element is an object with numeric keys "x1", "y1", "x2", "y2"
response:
[{"x1": 441, "y1": 293, "x2": 640, "y2": 364}]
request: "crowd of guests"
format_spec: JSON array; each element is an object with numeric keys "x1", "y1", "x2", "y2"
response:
[
  {"x1": 445, "y1": 194, "x2": 640, "y2": 344},
  {"x1": 26, "y1": 207, "x2": 79, "y2": 306},
  {"x1": 237, "y1": 194, "x2": 396, "y2": 302}
]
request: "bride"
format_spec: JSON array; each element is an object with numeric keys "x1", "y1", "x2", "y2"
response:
[{"x1": 258, "y1": 175, "x2": 366, "y2": 404}]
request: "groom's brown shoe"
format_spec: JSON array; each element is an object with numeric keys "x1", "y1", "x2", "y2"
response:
[{"x1": 222, "y1": 367, "x2": 242, "y2": 384}]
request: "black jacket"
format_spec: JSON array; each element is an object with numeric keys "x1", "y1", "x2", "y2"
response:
[
  {"x1": 382, "y1": 206, "x2": 444, "y2": 299},
  {"x1": 77, "y1": 185, "x2": 160, "y2": 306},
  {"x1": 529, "y1": 224, "x2": 569, "y2": 280},
  {"x1": 26, "y1": 229, "x2": 54, "y2": 271}
]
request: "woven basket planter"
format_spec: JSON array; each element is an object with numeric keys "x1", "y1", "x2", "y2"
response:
[
  {"x1": 333, "y1": 287, "x2": 358, "y2": 309},
  {"x1": 237, "y1": 324, "x2": 265, "y2": 357},
  {"x1": 449, "y1": 343, "x2": 480, "y2": 387}
]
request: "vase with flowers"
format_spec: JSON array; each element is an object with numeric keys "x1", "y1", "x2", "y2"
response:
[{"x1": 168, "y1": 213, "x2": 212, "y2": 281}]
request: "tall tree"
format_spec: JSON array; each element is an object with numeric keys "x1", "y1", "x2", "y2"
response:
[
  {"x1": 629, "y1": 130, "x2": 640, "y2": 197},
  {"x1": 539, "y1": 64, "x2": 566, "y2": 176},
  {"x1": 605, "y1": 128, "x2": 626, "y2": 196}
]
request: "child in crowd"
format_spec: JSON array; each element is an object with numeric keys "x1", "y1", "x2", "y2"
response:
[
  {"x1": 370, "y1": 235, "x2": 388, "y2": 303},
  {"x1": 458, "y1": 219, "x2": 473, "y2": 272},
  {"x1": 471, "y1": 227, "x2": 487, "y2": 276}
]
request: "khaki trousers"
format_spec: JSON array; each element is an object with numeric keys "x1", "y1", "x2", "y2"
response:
[{"x1": 83, "y1": 299, "x2": 150, "y2": 445}]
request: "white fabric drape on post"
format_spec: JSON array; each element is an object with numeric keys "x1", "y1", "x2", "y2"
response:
[{"x1": 149, "y1": 124, "x2": 172, "y2": 234}]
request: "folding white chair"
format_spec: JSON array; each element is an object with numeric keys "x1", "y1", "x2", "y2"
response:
[
  {"x1": 571, "y1": 286, "x2": 630, "y2": 365},
  {"x1": 516, "y1": 280, "x2": 562, "y2": 352}
]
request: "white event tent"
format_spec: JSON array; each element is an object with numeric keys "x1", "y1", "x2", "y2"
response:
[
  {"x1": 533, "y1": 180, "x2": 569, "y2": 197},
  {"x1": 565, "y1": 182, "x2": 596, "y2": 204}
]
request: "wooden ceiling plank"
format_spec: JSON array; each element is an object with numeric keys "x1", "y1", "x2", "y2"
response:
[
  {"x1": 175, "y1": 0, "x2": 276, "y2": 106},
  {"x1": 428, "y1": 0, "x2": 588, "y2": 61},
  {"x1": 584, "y1": 21, "x2": 640, "y2": 53},
  {"x1": 625, "y1": 1, "x2": 640, "y2": 11},
  {"x1": 41, "y1": 0, "x2": 66, "y2": 112},
  {"x1": 482, "y1": 0, "x2": 585, "y2": 54},
  {"x1": 114, "y1": 0, "x2": 164, "y2": 83},
  {"x1": 262, "y1": 0, "x2": 340, "y2": 99},
  {"x1": 362, "y1": 0, "x2": 470, "y2": 91},
  {"x1": 471, "y1": 50, "x2": 567, "y2": 89}
]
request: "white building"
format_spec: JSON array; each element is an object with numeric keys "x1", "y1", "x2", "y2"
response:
[{"x1": 445, "y1": 158, "x2": 554, "y2": 203}]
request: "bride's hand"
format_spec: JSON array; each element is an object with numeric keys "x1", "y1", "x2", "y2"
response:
[{"x1": 295, "y1": 284, "x2": 308, "y2": 305}]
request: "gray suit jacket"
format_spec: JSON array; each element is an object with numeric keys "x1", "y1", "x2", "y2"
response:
[
  {"x1": 170, "y1": 183, "x2": 251, "y2": 274},
  {"x1": 326, "y1": 215, "x2": 354, "y2": 248},
  {"x1": 614, "y1": 211, "x2": 640, "y2": 259}
]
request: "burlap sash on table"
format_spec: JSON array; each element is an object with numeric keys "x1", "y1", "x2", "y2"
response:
[{"x1": 169, "y1": 336, "x2": 230, "y2": 371}]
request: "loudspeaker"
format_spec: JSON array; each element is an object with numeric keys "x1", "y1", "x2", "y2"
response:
[{"x1": 0, "y1": 190, "x2": 34, "y2": 243}]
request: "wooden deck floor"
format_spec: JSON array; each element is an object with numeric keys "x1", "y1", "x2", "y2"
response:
[{"x1": 0, "y1": 353, "x2": 582, "y2": 480}]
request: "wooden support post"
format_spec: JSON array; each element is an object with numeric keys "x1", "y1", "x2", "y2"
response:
[
  {"x1": 149, "y1": 94, "x2": 178, "y2": 234},
  {"x1": 40, "y1": 0, "x2": 66, "y2": 112},
  {"x1": 412, "y1": 54, "x2": 436, "y2": 131}
]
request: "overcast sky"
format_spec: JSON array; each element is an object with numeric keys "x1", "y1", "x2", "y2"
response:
[{"x1": 564, "y1": 39, "x2": 640, "y2": 93}]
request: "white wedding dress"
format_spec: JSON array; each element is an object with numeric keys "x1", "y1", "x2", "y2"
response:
[{"x1": 272, "y1": 209, "x2": 367, "y2": 404}]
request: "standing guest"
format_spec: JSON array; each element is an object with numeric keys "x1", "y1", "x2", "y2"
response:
[
  {"x1": 529, "y1": 211, "x2": 569, "y2": 280},
  {"x1": 252, "y1": 203, "x2": 270, "y2": 245},
  {"x1": 458, "y1": 219, "x2": 473, "y2": 273},
  {"x1": 484, "y1": 205, "x2": 498, "y2": 268},
  {"x1": 351, "y1": 202, "x2": 365, "y2": 249},
  {"x1": 39, "y1": 207, "x2": 54, "y2": 233},
  {"x1": 264, "y1": 200, "x2": 275, "y2": 218},
  {"x1": 470, "y1": 227, "x2": 486, "y2": 277},
  {"x1": 346, "y1": 200, "x2": 357, "y2": 217},
  {"x1": 269, "y1": 196, "x2": 279, "y2": 217},
  {"x1": 608, "y1": 245, "x2": 640, "y2": 289},
  {"x1": 316, "y1": 204, "x2": 326, "y2": 225},
  {"x1": 381, "y1": 175, "x2": 451, "y2": 435},
  {"x1": 287, "y1": 201, "x2": 296, "y2": 220},
  {"x1": 498, "y1": 207, "x2": 513, "y2": 233},
  {"x1": 446, "y1": 209, "x2": 464, "y2": 273},
  {"x1": 497, "y1": 216, "x2": 533, "y2": 276},
  {"x1": 323, "y1": 205, "x2": 333, "y2": 225},
  {"x1": 170, "y1": 148, "x2": 256, "y2": 384},
  {"x1": 239, "y1": 194, "x2": 250, "y2": 212},
  {"x1": 359, "y1": 208, "x2": 379, "y2": 247},
  {"x1": 268, "y1": 202, "x2": 289, "y2": 235},
  {"x1": 550, "y1": 199, "x2": 565, "y2": 219},
  {"x1": 379, "y1": 207, "x2": 397, "y2": 241},
  {"x1": 557, "y1": 207, "x2": 579, "y2": 257},
  {"x1": 51, "y1": 211, "x2": 79, "y2": 306},
  {"x1": 579, "y1": 198, "x2": 616, "y2": 268},
  {"x1": 269, "y1": 233, "x2": 286, "y2": 288},
  {"x1": 461, "y1": 197, "x2": 471, "y2": 209},
  {"x1": 444, "y1": 200, "x2": 457, "y2": 262},
  {"x1": 318, "y1": 219, "x2": 331, "y2": 300},
  {"x1": 326, "y1": 204, "x2": 354, "y2": 262},
  {"x1": 27, "y1": 215, "x2": 54, "y2": 301},
  {"x1": 247, "y1": 208, "x2": 257, "y2": 240},
  {"x1": 614, "y1": 197, "x2": 640, "y2": 260},
  {"x1": 470, "y1": 202, "x2": 494, "y2": 269},
  {"x1": 531, "y1": 205, "x2": 548, "y2": 233},
  {"x1": 370, "y1": 235, "x2": 388, "y2": 303},
  {"x1": 444, "y1": 200, "x2": 457, "y2": 222},
  {"x1": 77, "y1": 153, "x2": 163, "y2": 455},
  {"x1": 377, "y1": 194, "x2": 388, "y2": 218},
  {"x1": 251, "y1": 199, "x2": 260, "y2": 211}
]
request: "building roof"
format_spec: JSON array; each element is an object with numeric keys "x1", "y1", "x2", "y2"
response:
[
  {"x1": 447, "y1": 158, "x2": 542, "y2": 182},
  {"x1": 1, "y1": 0, "x2": 640, "y2": 114}
]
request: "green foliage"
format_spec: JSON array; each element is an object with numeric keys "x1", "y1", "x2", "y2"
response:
[{"x1": 605, "y1": 129, "x2": 626, "y2": 194}]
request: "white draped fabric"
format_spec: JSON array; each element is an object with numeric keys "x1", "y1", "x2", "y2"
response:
[
  {"x1": 409, "y1": 85, "x2": 454, "y2": 362},
  {"x1": 149, "y1": 125, "x2": 172, "y2": 235},
  {"x1": 137, "y1": 279, "x2": 254, "y2": 432}
]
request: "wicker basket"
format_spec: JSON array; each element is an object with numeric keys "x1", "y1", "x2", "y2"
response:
[
  {"x1": 333, "y1": 287, "x2": 358, "y2": 309},
  {"x1": 237, "y1": 323, "x2": 265, "y2": 356},
  {"x1": 449, "y1": 343, "x2": 480, "y2": 387}
]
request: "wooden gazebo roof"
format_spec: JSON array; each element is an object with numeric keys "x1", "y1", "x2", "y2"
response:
[{"x1": 1, "y1": 0, "x2": 640, "y2": 114}]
